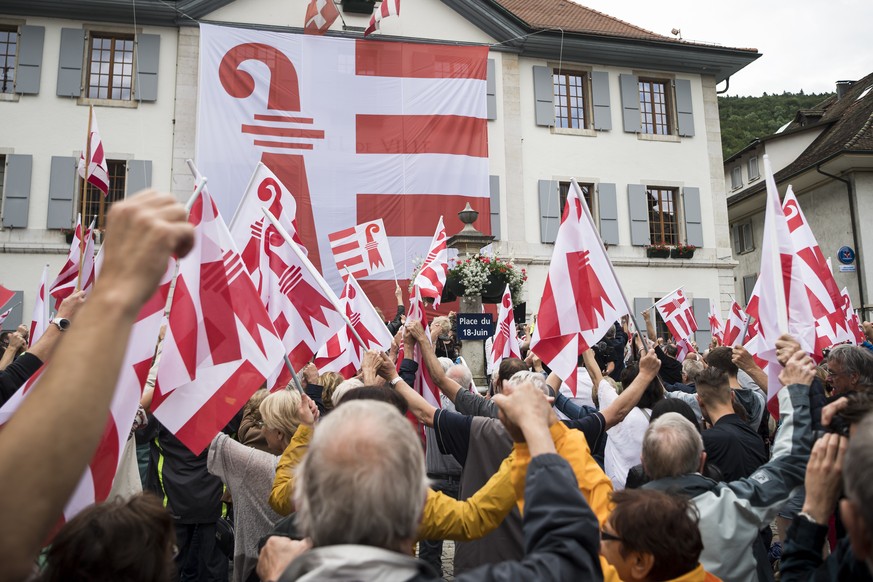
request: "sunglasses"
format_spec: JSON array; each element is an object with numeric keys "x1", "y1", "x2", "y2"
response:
[{"x1": 600, "y1": 529, "x2": 623, "y2": 543}]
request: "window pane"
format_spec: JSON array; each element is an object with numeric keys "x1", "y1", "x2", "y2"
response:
[
  {"x1": 552, "y1": 70, "x2": 588, "y2": 129},
  {"x1": 647, "y1": 188, "x2": 678, "y2": 245}
]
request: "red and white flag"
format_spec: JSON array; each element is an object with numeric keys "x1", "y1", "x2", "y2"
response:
[
  {"x1": 675, "y1": 337, "x2": 695, "y2": 362},
  {"x1": 314, "y1": 273, "x2": 394, "y2": 377},
  {"x1": 77, "y1": 107, "x2": 110, "y2": 197},
  {"x1": 304, "y1": 0, "x2": 340, "y2": 35},
  {"x1": 152, "y1": 190, "x2": 287, "y2": 454},
  {"x1": 0, "y1": 285, "x2": 14, "y2": 310},
  {"x1": 0, "y1": 307, "x2": 13, "y2": 326},
  {"x1": 412, "y1": 217, "x2": 448, "y2": 307},
  {"x1": 29, "y1": 265, "x2": 50, "y2": 344},
  {"x1": 707, "y1": 299, "x2": 724, "y2": 344},
  {"x1": 0, "y1": 261, "x2": 173, "y2": 530},
  {"x1": 654, "y1": 288, "x2": 698, "y2": 341},
  {"x1": 404, "y1": 285, "x2": 442, "y2": 408},
  {"x1": 530, "y1": 179, "x2": 629, "y2": 396},
  {"x1": 490, "y1": 284, "x2": 521, "y2": 370},
  {"x1": 49, "y1": 216, "x2": 96, "y2": 304},
  {"x1": 364, "y1": 0, "x2": 400, "y2": 36},
  {"x1": 723, "y1": 300, "x2": 748, "y2": 347},
  {"x1": 782, "y1": 187, "x2": 854, "y2": 354},
  {"x1": 841, "y1": 287, "x2": 866, "y2": 345},
  {"x1": 328, "y1": 219, "x2": 394, "y2": 280}
]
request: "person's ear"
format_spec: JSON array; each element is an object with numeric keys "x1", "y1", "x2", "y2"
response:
[
  {"x1": 842, "y1": 499, "x2": 873, "y2": 560},
  {"x1": 629, "y1": 550, "x2": 655, "y2": 580}
]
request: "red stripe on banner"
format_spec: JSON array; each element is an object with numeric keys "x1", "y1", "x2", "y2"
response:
[
  {"x1": 174, "y1": 360, "x2": 264, "y2": 455},
  {"x1": 356, "y1": 115, "x2": 487, "y2": 157},
  {"x1": 331, "y1": 241, "x2": 359, "y2": 255},
  {"x1": 338, "y1": 254, "x2": 364, "y2": 267},
  {"x1": 355, "y1": 41, "x2": 488, "y2": 80},
  {"x1": 242, "y1": 125, "x2": 325, "y2": 139},
  {"x1": 253, "y1": 140, "x2": 314, "y2": 150},
  {"x1": 357, "y1": 194, "x2": 491, "y2": 238},
  {"x1": 253, "y1": 114, "x2": 314, "y2": 124},
  {"x1": 328, "y1": 226, "x2": 357, "y2": 242},
  {"x1": 89, "y1": 415, "x2": 121, "y2": 501}
]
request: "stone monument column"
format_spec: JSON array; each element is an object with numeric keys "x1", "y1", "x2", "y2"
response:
[{"x1": 447, "y1": 204, "x2": 495, "y2": 391}]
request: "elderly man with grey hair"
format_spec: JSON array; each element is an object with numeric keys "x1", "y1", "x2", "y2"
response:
[
  {"x1": 257, "y1": 384, "x2": 602, "y2": 581},
  {"x1": 640, "y1": 348, "x2": 816, "y2": 581},
  {"x1": 827, "y1": 344, "x2": 873, "y2": 395}
]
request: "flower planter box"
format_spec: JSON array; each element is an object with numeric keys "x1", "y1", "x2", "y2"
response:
[
  {"x1": 646, "y1": 248, "x2": 671, "y2": 259},
  {"x1": 442, "y1": 275, "x2": 510, "y2": 304},
  {"x1": 64, "y1": 231, "x2": 75, "y2": 245},
  {"x1": 670, "y1": 248, "x2": 696, "y2": 259}
]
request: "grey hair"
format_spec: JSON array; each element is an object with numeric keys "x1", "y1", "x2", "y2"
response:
[
  {"x1": 828, "y1": 345, "x2": 873, "y2": 389},
  {"x1": 446, "y1": 364, "x2": 473, "y2": 391},
  {"x1": 844, "y1": 412, "x2": 873, "y2": 535},
  {"x1": 507, "y1": 370, "x2": 549, "y2": 395},
  {"x1": 259, "y1": 389, "x2": 303, "y2": 440},
  {"x1": 437, "y1": 357, "x2": 454, "y2": 372},
  {"x1": 682, "y1": 358, "x2": 705, "y2": 383},
  {"x1": 331, "y1": 378, "x2": 364, "y2": 405},
  {"x1": 642, "y1": 412, "x2": 703, "y2": 480},
  {"x1": 294, "y1": 400, "x2": 428, "y2": 552}
]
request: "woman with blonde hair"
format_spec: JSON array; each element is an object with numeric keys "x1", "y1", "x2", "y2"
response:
[{"x1": 208, "y1": 389, "x2": 314, "y2": 582}]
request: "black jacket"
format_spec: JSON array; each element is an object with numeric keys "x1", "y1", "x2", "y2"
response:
[{"x1": 781, "y1": 517, "x2": 873, "y2": 581}]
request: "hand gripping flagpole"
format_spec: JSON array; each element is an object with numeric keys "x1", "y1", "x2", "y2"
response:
[
  {"x1": 570, "y1": 179, "x2": 647, "y2": 357},
  {"x1": 262, "y1": 207, "x2": 368, "y2": 352}
]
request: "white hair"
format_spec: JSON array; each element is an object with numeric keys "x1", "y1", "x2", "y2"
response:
[
  {"x1": 642, "y1": 412, "x2": 703, "y2": 480},
  {"x1": 331, "y1": 378, "x2": 364, "y2": 405}
]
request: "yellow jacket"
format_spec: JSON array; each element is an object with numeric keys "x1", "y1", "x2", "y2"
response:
[
  {"x1": 269, "y1": 423, "x2": 313, "y2": 516},
  {"x1": 667, "y1": 564, "x2": 722, "y2": 582}
]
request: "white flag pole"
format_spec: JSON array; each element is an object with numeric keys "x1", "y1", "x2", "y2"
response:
[
  {"x1": 262, "y1": 208, "x2": 368, "y2": 351},
  {"x1": 228, "y1": 162, "x2": 264, "y2": 233}
]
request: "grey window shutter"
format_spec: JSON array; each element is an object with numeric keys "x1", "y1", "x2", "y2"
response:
[
  {"x1": 489, "y1": 175, "x2": 500, "y2": 240},
  {"x1": 57, "y1": 28, "x2": 84, "y2": 97},
  {"x1": 742, "y1": 274, "x2": 757, "y2": 306},
  {"x1": 619, "y1": 74, "x2": 640, "y2": 133},
  {"x1": 731, "y1": 224, "x2": 740, "y2": 253},
  {"x1": 2, "y1": 155, "x2": 32, "y2": 228},
  {"x1": 135, "y1": 34, "x2": 160, "y2": 102},
  {"x1": 532, "y1": 66, "x2": 554, "y2": 127},
  {"x1": 15, "y1": 25, "x2": 44, "y2": 95},
  {"x1": 597, "y1": 182, "x2": 619, "y2": 245},
  {"x1": 675, "y1": 79, "x2": 695, "y2": 137},
  {"x1": 633, "y1": 297, "x2": 650, "y2": 337},
  {"x1": 590, "y1": 71, "x2": 612, "y2": 131},
  {"x1": 627, "y1": 184, "x2": 650, "y2": 246},
  {"x1": 486, "y1": 59, "x2": 497, "y2": 121},
  {"x1": 693, "y1": 297, "x2": 710, "y2": 345},
  {"x1": 1, "y1": 291, "x2": 24, "y2": 331},
  {"x1": 47, "y1": 156, "x2": 76, "y2": 229},
  {"x1": 538, "y1": 179, "x2": 559, "y2": 243},
  {"x1": 127, "y1": 160, "x2": 152, "y2": 195},
  {"x1": 682, "y1": 187, "x2": 703, "y2": 247}
]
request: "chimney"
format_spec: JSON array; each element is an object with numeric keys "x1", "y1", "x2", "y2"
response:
[{"x1": 836, "y1": 80, "x2": 855, "y2": 99}]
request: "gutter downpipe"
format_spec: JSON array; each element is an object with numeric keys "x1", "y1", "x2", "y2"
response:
[
  {"x1": 717, "y1": 76, "x2": 730, "y2": 95},
  {"x1": 817, "y1": 161, "x2": 867, "y2": 319}
]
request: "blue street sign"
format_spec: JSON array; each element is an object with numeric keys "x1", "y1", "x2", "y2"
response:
[
  {"x1": 457, "y1": 313, "x2": 494, "y2": 341},
  {"x1": 838, "y1": 246, "x2": 856, "y2": 265}
]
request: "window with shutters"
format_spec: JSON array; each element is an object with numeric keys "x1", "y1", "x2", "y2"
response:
[
  {"x1": 0, "y1": 26, "x2": 16, "y2": 94},
  {"x1": 0, "y1": 155, "x2": 5, "y2": 202},
  {"x1": 638, "y1": 78, "x2": 673, "y2": 135},
  {"x1": 82, "y1": 159, "x2": 125, "y2": 229},
  {"x1": 558, "y1": 181, "x2": 594, "y2": 217},
  {"x1": 647, "y1": 187, "x2": 678, "y2": 245},
  {"x1": 733, "y1": 220, "x2": 754, "y2": 254},
  {"x1": 553, "y1": 70, "x2": 590, "y2": 129},
  {"x1": 87, "y1": 33, "x2": 134, "y2": 100},
  {"x1": 730, "y1": 166, "x2": 742, "y2": 190},
  {"x1": 652, "y1": 298, "x2": 673, "y2": 341},
  {"x1": 748, "y1": 156, "x2": 760, "y2": 181}
]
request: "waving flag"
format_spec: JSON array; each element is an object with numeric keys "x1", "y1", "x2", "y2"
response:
[
  {"x1": 675, "y1": 337, "x2": 695, "y2": 362},
  {"x1": 841, "y1": 288, "x2": 866, "y2": 345},
  {"x1": 304, "y1": 0, "x2": 339, "y2": 35},
  {"x1": 530, "y1": 179, "x2": 629, "y2": 396},
  {"x1": 782, "y1": 187, "x2": 853, "y2": 354},
  {"x1": 77, "y1": 106, "x2": 110, "y2": 196},
  {"x1": 654, "y1": 288, "x2": 698, "y2": 341},
  {"x1": 29, "y1": 265, "x2": 50, "y2": 344},
  {"x1": 364, "y1": 0, "x2": 400, "y2": 36},
  {"x1": 413, "y1": 217, "x2": 448, "y2": 307},
  {"x1": 490, "y1": 284, "x2": 521, "y2": 370},
  {"x1": 328, "y1": 219, "x2": 394, "y2": 280},
  {"x1": 405, "y1": 286, "x2": 442, "y2": 408},
  {"x1": 0, "y1": 285, "x2": 14, "y2": 310},
  {"x1": 708, "y1": 299, "x2": 724, "y2": 344},
  {"x1": 314, "y1": 273, "x2": 394, "y2": 377},
  {"x1": 0, "y1": 307, "x2": 13, "y2": 326},
  {"x1": 723, "y1": 301, "x2": 747, "y2": 347},
  {"x1": 0, "y1": 260, "x2": 173, "y2": 531},
  {"x1": 153, "y1": 190, "x2": 287, "y2": 454},
  {"x1": 49, "y1": 216, "x2": 96, "y2": 303}
]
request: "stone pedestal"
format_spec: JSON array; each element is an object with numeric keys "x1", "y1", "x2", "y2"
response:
[{"x1": 459, "y1": 296, "x2": 488, "y2": 390}]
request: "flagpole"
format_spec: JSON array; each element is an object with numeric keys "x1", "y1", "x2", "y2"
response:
[
  {"x1": 77, "y1": 106, "x2": 94, "y2": 291},
  {"x1": 262, "y1": 207, "x2": 368, "y2": 351},
  {"x1": 570, "y1": 178, "x2": 647, "y2": 357},
  {"x1": 739, "y1": 315, "x2": 754, "y2": 347},
  {"x1": 340, "y1": 267, "x2": 376, "y2": 352},
  {"x1": 282, "y1": 355, "x2": 305, "y2": 394}
]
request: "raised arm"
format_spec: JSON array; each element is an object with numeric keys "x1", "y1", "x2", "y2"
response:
[
  {"x1": 600, "y1": 349, "x2": 661, "y2": 430},
  {"x1": 378, "y1": 350, "x2": 437, "y2": 427},
  {"x1": 0, "y1": 191, "x2": 194, "y2": 580},
  {"x1": 407, "y1": 320, "x2": 463, "y2": 403},
  {"x1": 733, "y1": 345, "x2": 768, "y2": 391},
  {"x1": 642, "y1": 308, "x2": 656, "y2": 341},
  {"x1": 0, "y1": 331, "x2": 25, "y2": 371}
]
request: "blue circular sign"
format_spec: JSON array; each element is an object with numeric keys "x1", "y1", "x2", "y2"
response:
[{"x1": 838, "y1": 246, "x2": 856, "y2": 265}]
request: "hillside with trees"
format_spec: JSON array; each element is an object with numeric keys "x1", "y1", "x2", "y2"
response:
[{"x1": 718, "y1": 92, "x2": 834, "y2": 157}]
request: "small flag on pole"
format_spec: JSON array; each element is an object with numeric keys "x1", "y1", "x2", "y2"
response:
[
  {"x1": 328, "y1": 219, "x2": 394, "y2": 280},
  {"x1": 77, "y1": 107, "x2": 110, "y2": 197}
]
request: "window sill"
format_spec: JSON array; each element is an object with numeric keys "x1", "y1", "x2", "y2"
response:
[
  {"x1": 550, "y1": 126, "x2": 597, "y2": 138},
  {"x1": 0, "y1": 93, "x2": 20, "y2": 103},
  {"x1": 78, "y1": 97, "x2": 138, "y2": 109},
  {"x1": 637, "y1": 133, "x2": 681, "y2": 143},
  {"x1": 748, "y1": 176, "x2": 760, "y2": 182}
]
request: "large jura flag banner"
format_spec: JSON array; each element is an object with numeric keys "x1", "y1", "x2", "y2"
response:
[{"x1": 196, "y1": 24, "x2": 490, "y2": 312}]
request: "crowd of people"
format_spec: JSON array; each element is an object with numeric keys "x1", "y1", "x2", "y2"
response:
[{"x1": 2, "y1": 190, "x2": 873, "y2": 582}]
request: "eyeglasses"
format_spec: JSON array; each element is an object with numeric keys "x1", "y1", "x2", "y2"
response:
[{"x1": 600, "y1": 528, "x2": 623, "y2": 543}]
